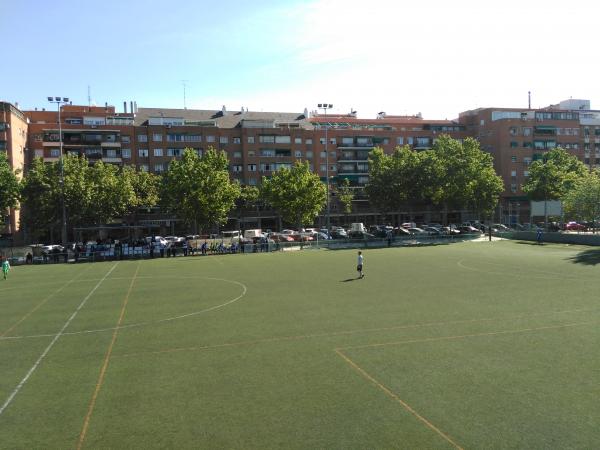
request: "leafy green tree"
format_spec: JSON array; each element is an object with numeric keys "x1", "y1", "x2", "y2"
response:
[
  {"x1": 336, "y1": 177, "x2": 355, "y2": 217},
  {"x1": 162, "y1": 148, "x2": 240, "y2": 232},
  {"x1": 0, "y1": 152, "x2": 21, "y2": 214},
  {"x1": 261, "y1": 161, "x2": 326, "y2": 229},
  {"x1": 87, "y1": 161, "x2": 135, "y2": 225},
  {"x1": 562, "y1": 170, "x2": 600, "y2": 229},
  {"x1": 429, "y1": 135, "x2": 504, "y2": 218},
  {"x1": 124, "y1": 166, "x2": 160, "y2": 213},
  {"x1": 366, "y1": 145, "x2": 427, "y2": 221},
  {"x1": 523, "y1": 147, "x2": 587, "y2": 201},
  {"x1": 20, "y1": 158, "x2": 56, "y2": 241}
]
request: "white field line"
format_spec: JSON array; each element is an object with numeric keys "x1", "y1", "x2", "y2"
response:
[{"x1": 0, "y1": 262, "x2": 119, "y2": 417}]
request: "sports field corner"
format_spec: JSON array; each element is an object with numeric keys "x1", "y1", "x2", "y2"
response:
[{"x1": 1, "y1": 239, "x2": 600, "y2": 449}]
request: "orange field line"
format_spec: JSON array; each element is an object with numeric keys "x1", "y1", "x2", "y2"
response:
[
  {"x1": 112, "y1": 306, "x2": 600, "y2": 359},
  {"x1": 1, "y1": 265, "x2": 94, "y2": 337},
  {"x1": 335, "y1": 348, "x2": 464, "y2": 449},
  {"x1": 77, "y1": 263, "x2": 140, "y2": 450}
]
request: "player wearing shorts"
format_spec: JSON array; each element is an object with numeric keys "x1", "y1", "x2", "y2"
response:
[{"x1": 357, "y1": 251, "x2": 364, "y2": 278}]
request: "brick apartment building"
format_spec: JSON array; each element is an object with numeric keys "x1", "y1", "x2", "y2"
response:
[
  {"x1": 459, "y1": 99, "x2": 600, "y2": 223},
  {"x1": 1, "y1": 98, "x2": 598, "y2": 239},
  {"x1": 0, "y1": 102, "x2": 27, "y2": 237}
]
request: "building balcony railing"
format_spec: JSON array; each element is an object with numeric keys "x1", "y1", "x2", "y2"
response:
[{"x1": 337, "y1": 143, "x2": 374, "y2": 148}]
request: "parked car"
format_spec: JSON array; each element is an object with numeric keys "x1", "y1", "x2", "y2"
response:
[
  {"x1": 423, "y1": 226, "x2": 442, "y2": 235},
  {"x1": 440, "y1": 226, "x2": 460, "y2": 235},
  {"x1": 565, "y1": 221, "x2": 586, "y2": 231},
  {"x1": 458, "y1": 225, "x2": 483, "y2": 234},
  {"x1": 407, "y1": 227, "x2": 427, "y2": 235},
  {"x1": 330, "y1": 229, "x2": 348, "y2": 239},
  {"x1": 395, "y1": 226, "x2": 411, "y2": 236}
]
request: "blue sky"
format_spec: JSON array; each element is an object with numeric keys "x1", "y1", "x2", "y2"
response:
[{"x1": 3, "y1": 0, "x2": 599, "y2": 118}]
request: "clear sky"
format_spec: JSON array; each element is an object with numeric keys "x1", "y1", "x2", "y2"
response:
[{"x1": 3, "y1": 0, "x2": 599, "y2": 119}]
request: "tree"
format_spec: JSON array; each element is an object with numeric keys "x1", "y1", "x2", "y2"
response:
[
  {"x1": 429, "y1": 135, "x2": 504, "y2": 218},
  {"x1": 523, "y1": 147, "x2": 587, "y2": 201},
  {"x1": 336, "y1": 177, "x2": 355, "y2": 221},
  {"x1": 261, "y1": 161, "x2": 326, "y2": 229},
  {"x1": 162, "y1": 148, "x2": 241, "y2": 232},
  {"x1": 124, "y1": 166, "x2": 160, "y2": 216},
  {"x1": 20, "y1": 158, "x2": 55, "y2": 241},
  {"x1": 87, "y1": 161, "x2": 136, "y2": 225},
  {"x1": 562, "y1": 170, "x2": 600, "y2": 229},
  {"x1": 236, "y1": 184, "x2": 260, "y2": 229},
  {"x1": 0, "y1": 152, "x2": 21, "y2": 215}
]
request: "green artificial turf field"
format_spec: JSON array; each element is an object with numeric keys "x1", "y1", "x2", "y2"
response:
[{"x1": 1, "y1": 240, "x2": 600, "y2": 449}]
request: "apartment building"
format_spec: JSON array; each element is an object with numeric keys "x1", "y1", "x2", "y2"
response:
[
  {"x1": 459, "y1": 99, "x2": 600, "y2": 223},
  {"x1": 0, "y1": 102, "x2": 27, "y2": 237},
  {"x1": 26, "y1": 104, "x2": 135, "y2": 167}
]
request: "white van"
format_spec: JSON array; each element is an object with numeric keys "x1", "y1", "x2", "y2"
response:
[{"x1": 243, "y1": 229, "x2": 263, "y2": 242}]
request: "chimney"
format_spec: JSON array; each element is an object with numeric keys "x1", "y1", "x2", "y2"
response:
[
  {"x1": 123, "y1": 101, "x2": 127, "y2": 114},
  {"x1": 221, "y1": 105, "x2": 227, "y2": 116},
  {"x1": 528, "y1": 91, "x2": 531, "y2": 109},
  {"x1": 303, "y1": 107, "x2": 308, "y2": 118},
  {"x1": 134, "y1": 101, "x2": 138, "y2": 113},
  {"x1": 130, "y1": 101, "x2": 134, "y2": 115}
]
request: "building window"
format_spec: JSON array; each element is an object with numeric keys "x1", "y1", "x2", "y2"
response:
[
  {"x1": 260, "y1": 163, "x2": 272, "y2": 172},
  {"x1": 233, "y1": 151, "x2": 242, "y2": 158},
  {"x1": 247, "y1": 164, "x2": 256, "y2": 172},
  {"x1": 396, "y1": 137, "x2": 404, "y2": 145},
  {"x1": 320, "y1": 138, "x2": 326, "y2": 145},
  {"x1": 407, "y1": 137, "x2": 414, "y2": 145},
  {"x1": 185, "y1": 135, "x2": 201, "y2": 142},
  {"x1": 105, "y1": 149, "x2": 117, "y2": 158},
  {"x1": 247, "y1": 136, "x2": 255, "y2": 144},
  {"x1": 206, "y1": 135, "x2": 215, "y2": 142},
  {"x1": 220, "y1": 136, "x2": 228, "y2": 144},
  {"x1": 137, "y1": 134, "x2": 148, "y2": 142},
  {"x1": 511, "y1": 170, "x2": 517, "y2": 177},
  {"x1": 34, "y1": 149, "x2": 44, "y2": 157},
  {"x1": 154, "y1": 163, "x2": 164, "y2": 173},
  {"x1": 122, "y1": 148, "x2": 131, "y2": 158},
  {"x1": 523, "y1": 170, "x2": 529, "y2": 177},
  {"x1": 509, "y1": 127, "x2": 518, "y2": 136},
  {"x1": 153, "y1": 133, "x2": 162, "y2": 142},
  {"x1": 121, "y1": 135, "x2": 130, "y2": 143},
  {"x1": 320, "y1": 164, "x2": 327, "y2": 172},
  {"x1": 261, "y1": 149, "x2": 275, "y2": 157},
  {"x1": 260, "y1": 135, "x2": 275, "y2": 144},
  {"x1": 320, "y1": 151, "x2": 327, "y2": 158},
  {"x1": 329, "y1": 138, "x2": 336, "y2": 145},
  {"x1": 523, "y1": 142, "x2": 532, "y2": 148},
  {"x1": 248, "y1": 178, "x2": 257, "y2": 185},
  {"x1": 233, "y1": 137, "x2": 241, "y2": 144},
  {"x1": 138, "y1": 149, "x2": 148, "y2": 157},
  {"x1": 50, "y1": 149, "x2": 60, "y2": 157},
  {"x1": 167, "y1": 148, "x2": 182, "y2": 157},
  {"x1": 295, "y1": 150, "x2": 302, "y2": 158},
  {"x1": 330, "y1": 165, "x2": 337, "y2": 172},
  {"x1": 275, "y1": 136, "x2": 291, "y2": 144},
  {"x1": 139, "y1": 164, "x2": 149, "y2": 172},
  {"x1": 511, "y1": 156, "x2": 517, "y2": 163},
  {"x1": 295, "y1": 137, "x2": 302, "y2": 144},
  {"x1": 510, "y1": 141, "x2": 518, "y2": 148},
  {"x1": 154, "y1": 148, "x2": 163, "y2": 157},
  {"x1": 382, "y1": 138, "x2": 390, "y2": 145},
  {"x1": 510, "y1": 183, "x2": 517, "y2": 193},
  {"x1": 523, "y1": 157, "x2": 532, "y2": 165},
  {"x1": 232, "y1": 165, "x2": 243, "y2": 172},
  {"x1": 306, "y1": 138, "x2": 313, "y2": 145}
]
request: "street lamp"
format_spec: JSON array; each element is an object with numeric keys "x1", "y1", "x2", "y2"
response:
[
  {"x1": 317, "y1": 103, "x2": 333, "y2": 231},
  {"x1": 47, "y1": 96, "x2": 70, "y2": 245}
]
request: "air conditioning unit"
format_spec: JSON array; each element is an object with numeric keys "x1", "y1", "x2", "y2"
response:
[{"x1": 166, "y1": 124, "x2": 172, "y2": 128}]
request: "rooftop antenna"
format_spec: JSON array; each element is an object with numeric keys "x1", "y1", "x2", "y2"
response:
[
  {"x1": 528, "y1": 91, "x2": 531, "y2": 110},
  {"x1": 181, "y1": 80, "x2": 188, "y2": 109}
]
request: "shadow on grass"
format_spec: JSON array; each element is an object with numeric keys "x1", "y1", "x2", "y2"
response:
[
  {"x1": 340, "y1": 278, "x2": 359, "y2": 282},
  {"x1": 567, "y1": 249, "x2": 600, "y2": 265},
  {"x1": 515, "y1": 241, "x2": 546, "y2": 246}
]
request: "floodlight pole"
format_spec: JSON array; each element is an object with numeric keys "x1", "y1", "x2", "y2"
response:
[
  {"x1": 48, "y1": 96, "x2": 70, "y2": 245},
  {"x1": 318, "y1": 103, "x2": 333, "y2": 231}
]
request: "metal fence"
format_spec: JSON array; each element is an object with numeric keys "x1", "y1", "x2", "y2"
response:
[{"x1": 2, "y1": 233, "x2": 484, "y2": 266}]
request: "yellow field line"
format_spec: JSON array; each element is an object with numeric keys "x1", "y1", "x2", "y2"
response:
[
  {"x1": 77, "y1": 263, "x2": 140, "y2": 450},
  {"x1": 335, "y1": 348, "x2": 464, "y2": 450},
  {"x1": 1, "y1": 265, "x2": 94, "y2": 337},
  {"x1": 338, "y1": 320, "x2": 599, "y2": 351},
  {"x1": 112, "y1": 306, "x2": 600, "y2": 359}
]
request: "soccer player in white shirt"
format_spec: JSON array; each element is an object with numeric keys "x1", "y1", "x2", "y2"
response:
[{"x1": 357, "y1": 251, "x2": 364, "y2": 278}]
